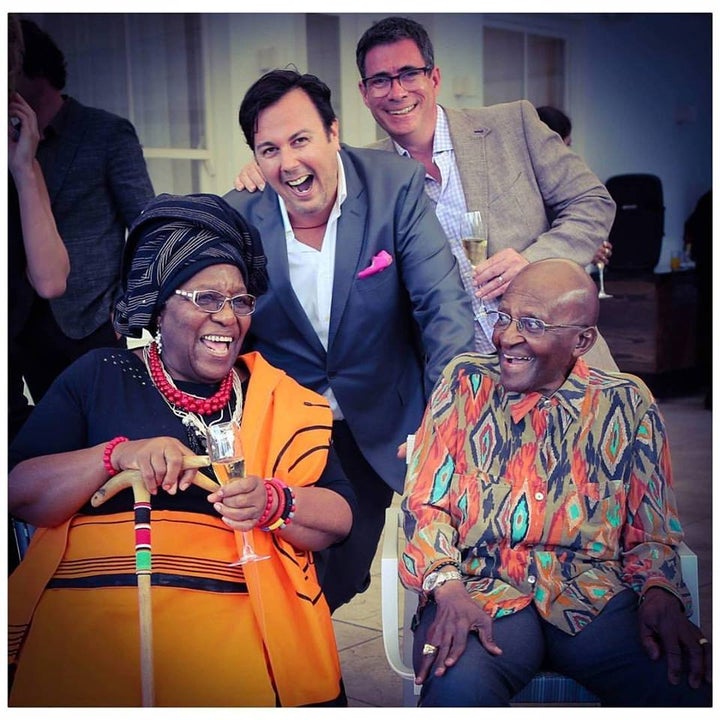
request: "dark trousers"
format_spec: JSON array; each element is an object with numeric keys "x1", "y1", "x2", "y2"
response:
[
  {"x1": 8, "y1": 347, "x2": 30, "y2": 575},
  {"x1": 413, "y1": 590, "x2": 711, "y2": 707},
  {"x1": 8, "y1": 350, "x2": 32, "y2": 444},
  {"x1": 314, "y1": 420, "x2": 395, "y2": 613}
]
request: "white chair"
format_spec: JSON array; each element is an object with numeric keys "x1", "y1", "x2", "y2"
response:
[{"x1": 381, "y1": 437, "x2": 701, "y2": 706}]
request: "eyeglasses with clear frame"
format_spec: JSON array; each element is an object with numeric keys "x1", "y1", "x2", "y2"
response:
[
  {"x1": 489, "y1": 310, "x2": 592, "y2": 337},
  {"x1": 361, "y1": 66, "x2": 432, "y2": 97},
  {"x1": 174, "y1": 289, "x2": 256, "y2": 317}
]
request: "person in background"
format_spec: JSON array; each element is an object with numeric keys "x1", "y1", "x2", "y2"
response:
[
  {"x1": 7, "y1": 15, "x2": 69, "y2": 441},
  {"x1": 401, "y1": 258, "x2": 711, "y2": 707},
  {"x1": 225, "y1": 69, "x2": 475, "y2": 612},
  {"x1": 536, "y1": 105, "x2": 572, "y2": 146},
  {"x1": 8, "y1": 193, "x2": 354, "y2": 707},
  {"x1": 535, "y1": 104, "x2": 613, "y2": 268},
  {"x1": 7, "y1": 12, "x2": 70, "y2": 574},
  {"x1": 234, "y1": 16, "x2": 617, "y2": 370},
  {"x1": 683, "y1": 189, "x2": 711, "y2": 409},
  {"x1": 13, "y1": 18, "x2": 155, "y2": 408}
]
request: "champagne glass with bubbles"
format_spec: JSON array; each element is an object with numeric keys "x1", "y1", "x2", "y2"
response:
[
  {"x1": 206, "y1": 421, "x2": 269, "y2": 565},
  {"x1": 461, "y1": 211, "x2": 488, "y2": 269}
]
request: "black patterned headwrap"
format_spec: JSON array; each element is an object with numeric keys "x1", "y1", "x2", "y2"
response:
[{"x1": 114, "y1": 193, "x2": 268, "y2": 338}]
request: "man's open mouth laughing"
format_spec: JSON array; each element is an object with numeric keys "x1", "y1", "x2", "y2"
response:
[{"x1": 287, "y1": 174, "x2": 314, "y2": 195}]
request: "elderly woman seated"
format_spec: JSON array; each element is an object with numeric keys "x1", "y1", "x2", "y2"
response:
[{"x1": 8, "y1": 193, "x2": 355, "y2": 707}]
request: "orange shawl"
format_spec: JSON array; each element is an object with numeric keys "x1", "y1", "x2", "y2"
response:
[{"x1": 9, "y1": 352, "x2": 342, "y2": 706}]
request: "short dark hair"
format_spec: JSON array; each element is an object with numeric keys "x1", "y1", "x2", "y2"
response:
[
  {"x1": 238, "y1": 69, "x2": 337, "y2": 150},
  {"x1": 8, "y1": 14, "x2": 24, "y2": 96},
  {"x1": 356, "y1": 16, "x2": 434, "y2": 78},
  {"x1": 20, "y1": 19, "x2": 67, "y2": 90},
  {"x1": 536, "y1": 106, "x2": 572, "y2": 141}
]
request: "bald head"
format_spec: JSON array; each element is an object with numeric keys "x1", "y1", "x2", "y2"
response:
[
  {"x1": 507, "y1": 259, "x2": 600, "y2": 327},
  {"x1": 493, "y1": 259, "x2": 600, "y2": 395}
]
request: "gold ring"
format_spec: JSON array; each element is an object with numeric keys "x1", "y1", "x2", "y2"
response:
[
  {"x1": 422, "y1": 643, "x2": 438, "y2": 656},
  {"x1": 698, "y1": 637, "x2": 709, "y2": 646}
]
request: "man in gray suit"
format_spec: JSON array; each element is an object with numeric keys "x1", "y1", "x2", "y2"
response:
[
  {"x1": 13, "y1": 19, "x2": 155, "y2": 407},
  {"x1": 224, "y1": 69, "x2": 475, "y2": 611}
]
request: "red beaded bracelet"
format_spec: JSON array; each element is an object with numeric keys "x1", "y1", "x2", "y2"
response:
[
  {"x1": 102, "y1": 436, "x2": 129, "y2": 477},
  {"x1": 262, "y1": 478, "x2": 288, "y2": 527},
  {"x1": 260, "y1": 478, "x2": 292, "y2": 531},
  {"x1": 261, "y1": 479, "x2": 296, "y2": 531},
  {"x1": 257, "y1": 480, "x2": 279, "y2": 527}
]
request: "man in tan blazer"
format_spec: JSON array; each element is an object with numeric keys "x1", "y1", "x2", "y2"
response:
[{"x1": 356, "y1": 16, "x2": 618, "y2": 370}]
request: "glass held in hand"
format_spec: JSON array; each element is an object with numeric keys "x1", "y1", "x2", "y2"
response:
[
  {"x1": 206, "y1": 421, "x2": 269, "y2": 565},
  {"x1": 461, "y1": 211, "x2": 488, "y2": 268}
]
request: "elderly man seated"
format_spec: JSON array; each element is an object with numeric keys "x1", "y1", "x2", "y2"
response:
[{"x1": 400, "y1": 258, "x2": 711, "y2": 706}]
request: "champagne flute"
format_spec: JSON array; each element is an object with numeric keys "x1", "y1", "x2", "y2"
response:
[
  {"x1": 461, "y1": 211, "x2": 488, "y2": 269},
  {"x1": 206, "y1": 421, "x2": 269, "y2": 565},
  {"x1": 596, "y1": 261, "x2": 612, "y2": 299}
]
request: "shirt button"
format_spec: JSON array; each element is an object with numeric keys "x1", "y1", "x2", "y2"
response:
[
  {"x1": 534, "y1": 492, "x2": 544, "y2": 501},
  {"x1": 528, "y1": 575, "x2": 536, "y2": 584}
]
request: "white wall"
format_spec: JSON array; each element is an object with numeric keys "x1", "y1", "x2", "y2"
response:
[
  {"x1": 572, "y1": 13, "x2": 712, "y2": 270},
  {"x1": 204, "y1": 14, "x2": 309, "y2": 196}
]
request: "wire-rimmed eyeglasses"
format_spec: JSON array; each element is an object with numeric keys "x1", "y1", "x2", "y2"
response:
[
  {"x1": 489, "y1": 310, "x2": 592, "y2": 337},
  {"x1": 361, "y1": 66, "x2": 432, "y2": 97},
  {"x1": 174, "y1": 289, "x2": 256, "y2": 317}
]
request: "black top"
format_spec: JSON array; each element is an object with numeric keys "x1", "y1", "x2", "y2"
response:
[{"x1": 9, "y1": 348, "x2": 355, "y2": 518}]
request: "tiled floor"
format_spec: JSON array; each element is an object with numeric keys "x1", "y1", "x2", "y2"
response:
[{"x1": 332, "y1": 392, "x2": 712, "y2": 708}]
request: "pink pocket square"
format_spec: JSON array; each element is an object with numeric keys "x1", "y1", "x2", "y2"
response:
[{"x1": 357, "y1": 250, "x2": 393, "y2": 278}]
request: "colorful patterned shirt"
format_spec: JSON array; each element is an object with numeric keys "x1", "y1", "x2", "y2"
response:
[{"x1": 400, "y1": 354, "x2": 690, "y2": 634}]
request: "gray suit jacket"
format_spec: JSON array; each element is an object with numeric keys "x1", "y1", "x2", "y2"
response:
[
  {"x1": 371, "y1": 100, "x2": 618, "y2": 370},
  {"x1": 38, "y1": 97, "x2": 154, "y2": 339},
  {"x1": 225, "y1": 145, "x2": 475, "y2": 492}
]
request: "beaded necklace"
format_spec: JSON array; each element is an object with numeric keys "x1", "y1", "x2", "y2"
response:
[
  {"x1": 143, "y1": 341, "x2": 243, "y2": 453},
  {"x1": 147, "y1": 341, "x2": 234, "y2": 414}
]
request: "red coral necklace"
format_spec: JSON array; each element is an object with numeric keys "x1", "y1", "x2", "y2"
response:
[{"x1": 146, "y1": 341, "x2": 234, "y2": 415}]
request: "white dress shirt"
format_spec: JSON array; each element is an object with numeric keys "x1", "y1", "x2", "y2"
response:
[{"x1": 278, "y1": 152, "x2": 348, "y2": 419}]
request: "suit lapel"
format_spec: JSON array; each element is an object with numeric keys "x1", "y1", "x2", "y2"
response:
[
  {"x1": 328, "y1": 152, "x2": 365, "y2": 348},
  {"x1": 444, "y1": 106, "x2": 490, "y2": 218},
  {"x1": 256, "y1": 190, "x2": 326, "y2": 354},
  {"x1": 42, "y1": 98, "x2": 87, "y2": 204}
]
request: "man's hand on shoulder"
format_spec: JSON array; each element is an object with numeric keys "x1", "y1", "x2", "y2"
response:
[
  {"x1": 638, "y1": 587, "x2": 711, "y2": 688},
  {"x1": 234, "y1": 160, "x2": 265, "y2": 192}
]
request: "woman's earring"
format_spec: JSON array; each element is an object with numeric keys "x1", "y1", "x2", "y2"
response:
[{"x1": 155, "y1": 328, "x2": 163, "y2": 354}]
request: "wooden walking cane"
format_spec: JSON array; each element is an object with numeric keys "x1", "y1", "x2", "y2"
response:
[{"x1": 91, "y1": 455, "x2": 218, "y2": 706}]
